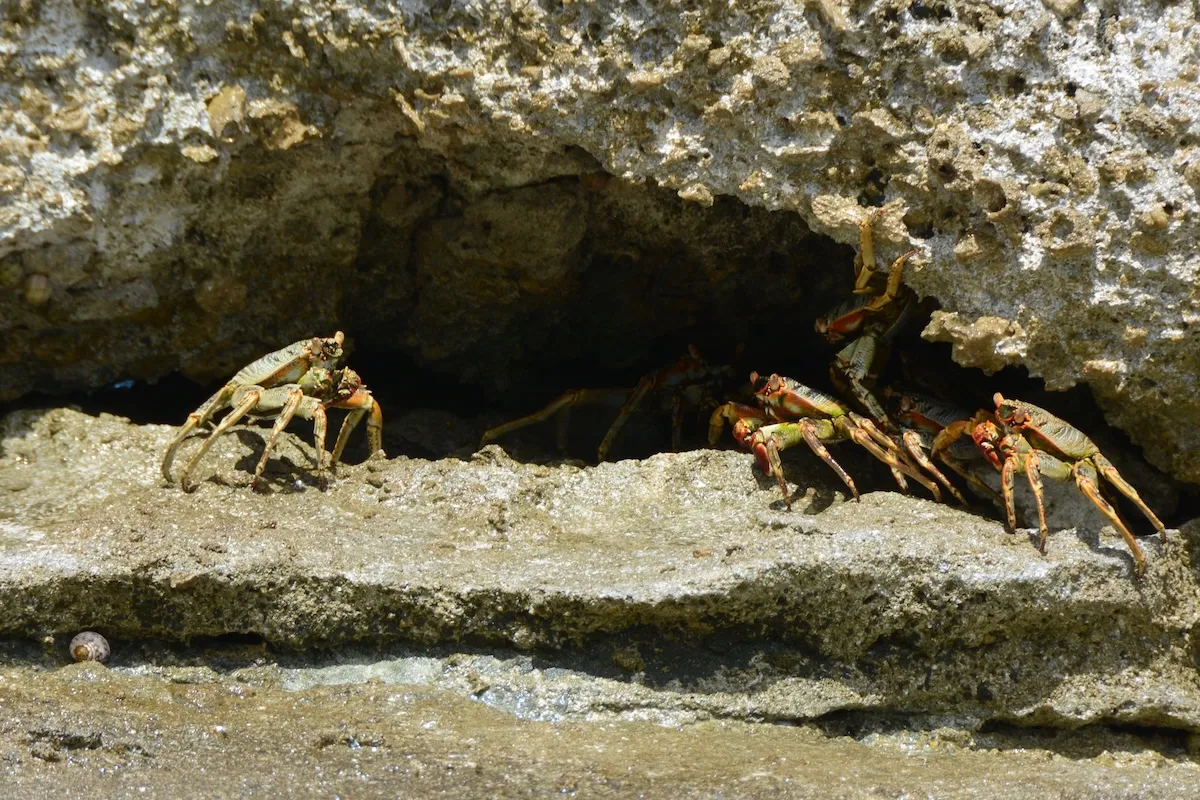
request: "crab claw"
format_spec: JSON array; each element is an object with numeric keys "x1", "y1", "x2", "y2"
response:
[
  {"x1": 750, "y1": 443, "x2": 773, "y2": 477},
  {"x1": 971, "y1": 421, "x2": 1005, "y2": 469},
  {"x1": 732, "y1": 419, "x2": 771, "y2": 474}
]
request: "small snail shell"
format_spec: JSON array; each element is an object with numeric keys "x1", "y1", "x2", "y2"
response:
[{"x1": 69, "y1": 631, "x2": 110, "y2": 664}]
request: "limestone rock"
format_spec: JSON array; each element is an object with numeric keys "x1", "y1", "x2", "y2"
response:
[{"x1": 2, "y1": 408, "x2": 1197, "y2": 733}]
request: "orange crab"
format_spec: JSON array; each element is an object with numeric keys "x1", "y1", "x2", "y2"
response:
[
  {"x1": 709, "y1": 372, "x2": 943, "y2": 508},
  {"x1": 935, "y1": 393, "x2": 1167, "y2": 576},
  {"x1": 480, "y1": 346, "x2": 737, "y2": 462}
]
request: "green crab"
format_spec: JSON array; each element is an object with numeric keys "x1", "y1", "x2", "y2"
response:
[
  {"x1": 161, "y1": 333, "x2": 383, "y2": 492},
  {"x1": 814, "y1": 208, "x2": 919, "y2": 428},
  {"x1": 709, "y1": 372, "x2": 943, "y2": 508},
  {"x1": 935, "y1": 393, "x2": 1167, "y2": 576}
]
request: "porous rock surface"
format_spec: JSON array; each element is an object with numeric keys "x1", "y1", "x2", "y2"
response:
[
  {"x1": 2, "y1": 407, "x2": 1199, "y2": 735},
  {"x1": 2, "y1": 0, "x2": 1200, "y2": 486}
]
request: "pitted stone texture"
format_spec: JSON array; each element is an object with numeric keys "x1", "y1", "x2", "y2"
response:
[
  {"x1": 2, "y1": 1, "x2": 1200, "y2": 480},
  {"x1": 2, "y1": 408, "x2": 1198, "y2": 733}
]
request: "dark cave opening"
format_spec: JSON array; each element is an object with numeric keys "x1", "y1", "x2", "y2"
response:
[
  {"x1": 1, "y1": 168, "x2": 1195, "y2": 527},
  {"x1": 5, "y1": 300, "x2": 1194, "y2": 529}
]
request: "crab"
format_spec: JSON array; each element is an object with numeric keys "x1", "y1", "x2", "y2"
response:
[
  {"x1": 814, "y1": 208, "x2": 919, "y2": 428},
  {"x1": 886, "y1": 388, "x2": 1004, "y2": 506},
  {"x1": 709, "y1": 372, "x2": 944, "y2": 508},
  {"x1": 160, "y1": 333, "x2": 383, "y2": 492},
  {"x1": 480, "y1": 345, "x2": 737, "y2": 462},
  {"x1": 934, "y1": 393, "x2": 1167, "y2": 576}
]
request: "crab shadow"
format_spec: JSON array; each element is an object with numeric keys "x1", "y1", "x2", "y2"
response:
[
  {"x1": 998, "y1": 477, "x2": 1170, "y2": 579},
  {"x1": 173, "y1": 427, "x2": 328, "y2": 494},
  {"x1": 762, "y1": 445, "x2": 929, "y2": 515},
  {"x1": 232, "y1": 429, "x2": 331, "y2": 492},
  {"x1": 1033, "y1": 524, "x2": 1161, "y2": 579},
  {"x1": 977, "y1": 501, "x2": 1155, "y2": 580}
]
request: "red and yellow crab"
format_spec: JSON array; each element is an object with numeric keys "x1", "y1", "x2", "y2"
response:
[
  {"x1": 814, "y1": 207, "x2": 919, "y2": 427},
  {"x1": 886, "y1": 387, "x2": 1003, "y2": 506},
  {"x1": 709, "y1": 372, "x2": 944, "y2": 508},
  {"x1": 934, "y1": 393, "x2": 1167, "y2": 576}
]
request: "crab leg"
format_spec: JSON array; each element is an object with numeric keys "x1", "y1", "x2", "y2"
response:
[
  {"x1": 670, "y1": 394, "x2": 685, "y2": 452},
  {"x1": 179, "y1": 387, "x2": 264, "y2": 492},
  {"x1": 480, "y1": 388, "x2": 629, "y2": 450},
  {"x1": 753, "y1": 419, "x2": 859, "y2": 507},
  {"x1": 1023, "y1": 450, "x2": 1079, "y2": 554},
  {"x1": 598, "y1": 346, "x2": 721, "y2": 460},
  {"x1": 878, "y1": 287, "x2": 920, "y2": 345},
  {"x1": 936, "y1": 446, "x2": 1003, "y2": 506},
  {"x1": 1092, "y1": 453, "x2": 1167, "y2": 542},
  {"x1": 1074, "y1": 460, "x2": 1148, "y2": 577},
  {"x1": 1025, "y1": 454, "x2": 1049, "y2": 551},
  {"x1": 899, "y1": 430, "x2": 968, "y2": 504},
  {"x1": 598, "y1": 375, "x2": 657, "y2": 462},
  {"x1": 161, "y1": 382, "x2": 239, "y2": 482},
  {"x1": 852, "y1": 208, "x2": 888, "y2": 294},
  {"x1": 997, "y1": 449, "x2": 1019, "y2": 533},
  {"x1": 331, "y1": 410, "x2": 365, "y2": 464},
  {"x1": 252, "y1": 386, "x2": 305, "y2": 488},
  {"x1": 831, "y1": 333, "x2": 891, "y2": 425},
  {"x1": 250, "y1": 388, "x2": 332, "y2": 490},
  {"x1": 997, "y1": 446, "x2": 1062, "y2": 549},
  {"x1": 307, "y1": 401, "x2": 332, "y2": 485},
  {"x1": 844, "y1": 414, "x2": 909, "y2": 492},
  {"x1": 843, "y1": 414, "x2": 945, "y2": 502},
  {"x1": 330, "y1": 389, "x2": 383, "y2": 464},
  {"x1": 862, "y1": 250, "x2": 917, "y2": 314}
]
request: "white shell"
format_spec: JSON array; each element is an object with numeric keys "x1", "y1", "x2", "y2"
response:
[{"x1": 69, "y1": 631, "x2": 110, "y2": 663}]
